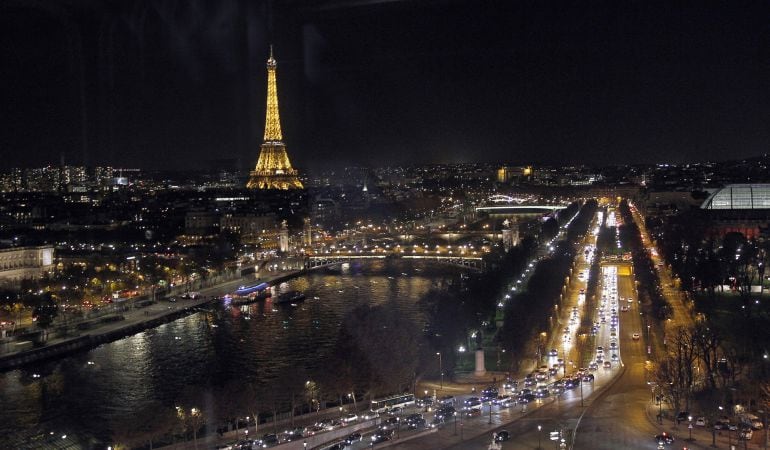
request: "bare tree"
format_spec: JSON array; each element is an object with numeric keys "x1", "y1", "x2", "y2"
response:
[
  {"x1": 670, "y1": 326, "x2": 699, "y2": 411},
  {"x1": 242, "y1": 383, "x2": 264, "y2": 437},
  {"x1": 693, "y1": 321, "x2": 721, "y2": 389},
  {"x1": 653, "y1": 355, "x2": 686, "y2": 415}
]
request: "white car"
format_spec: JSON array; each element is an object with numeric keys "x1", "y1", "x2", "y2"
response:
[{"x1": 632, "y1": 333, "x2": 641, "y2": 340}]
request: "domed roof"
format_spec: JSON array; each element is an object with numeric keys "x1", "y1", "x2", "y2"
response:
[{"x1": 701, "y1": 184, "x2": 770, "y2": 210}]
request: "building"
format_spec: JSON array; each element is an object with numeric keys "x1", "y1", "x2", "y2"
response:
[
  {"x1": 0, "y1": 246, "x2": 55, "y2": 287},
  {"x1": 246, "y1": 47, "x2": 304, "y2": 190},
  {"x1": 497, "y1": 166, "x2": 532, "y2": 184},
  {"x1": 701, "y1": 184, "x2": 770, "y2": 239}
]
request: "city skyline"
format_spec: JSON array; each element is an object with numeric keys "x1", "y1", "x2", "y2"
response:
[{"x1": 3, "y1": 1, "x2": 770, "y2": 170}]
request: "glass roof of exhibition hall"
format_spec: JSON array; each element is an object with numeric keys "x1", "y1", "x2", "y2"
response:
[{"x1": 701, "y1": 184, "x2": 770, "y2": 210}]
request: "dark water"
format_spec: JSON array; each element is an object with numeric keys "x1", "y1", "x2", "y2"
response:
[{"x1": 0, "y1": 260, "x2": 458, "y2": 447}]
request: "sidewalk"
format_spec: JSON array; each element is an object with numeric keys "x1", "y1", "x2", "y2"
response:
[{"x1": 0, "y1": 269, "x2": 302, "y2": 370}]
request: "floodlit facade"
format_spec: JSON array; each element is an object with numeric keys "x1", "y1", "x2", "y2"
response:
[{"x1": 701, "y1": 184, "x2": 770, "y2": 210}]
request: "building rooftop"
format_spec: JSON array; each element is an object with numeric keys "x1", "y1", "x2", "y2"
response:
[{"x1": 701, "y1": 184, "x2": 770, "y2": 210}]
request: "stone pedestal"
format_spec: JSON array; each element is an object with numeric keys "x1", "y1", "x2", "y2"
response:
[{"x1": 474, "y1": 348, "x2": 487, "y2": 377}]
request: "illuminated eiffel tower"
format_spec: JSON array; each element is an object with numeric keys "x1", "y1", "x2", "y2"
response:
[{"x1": 247, "y1": 47, "x2": 304, "y2": 190}]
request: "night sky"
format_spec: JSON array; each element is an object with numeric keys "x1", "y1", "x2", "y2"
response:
[{"x1": 2, "y1": 0, "x2": 770, "y2": 170}]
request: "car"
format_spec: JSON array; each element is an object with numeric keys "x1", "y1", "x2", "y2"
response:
[
  {"x1": 482, "y1": 386, "x2": 499, "y2": 399},
  {"x1": 564, "y1": 377, "x2": 581, "y2": 389},
  {"x1": 655, "y1": 432, "x2": 675, "y2": 444},
  {"x1": 438, "y1": 395, "x2": 456, "y2": 405},
  {"x1": 344, "y1": 432, "x2": 362, "y2": 444},
  {"x1": 695, "y1": 417, "x2": 706, "y2": 427},
  {"x1": 371, "y1": 429, "x2": 393, "y2": 444},
  {"x1": 406, "y1": 413, "x2": 423, "y2": 423},
  {"x1": 603, "y1": 361, "x2": 612, "y2": 369},
  {"x1": 713, "y1": 420, "x2": 727, "y2": 430},
  {"x1": 303, "y1": 424, "x2": 324, "y2": 435},
  {"x1": 379, "y1": 417, "x2": 400, "y2": 430},
  {"x1": 518, "y1": 393, "x2": 536, "y2": 403},
  {"x1": 465, "y1": 396, "x2": 481, "y2": 405},
  {"x1": 632, "y1": 333, "x2": 641, "y2": 340},
  {"x1": 582, "y1": 373, "x2": 595, "y2": 382},
  {"x1": 416, "y1": 396, "x2": 433, "y2": 407},
  {"x1": 676, "y1": 411, "x2": 690, "y2": 422},
  {"x1": 283, "y1": 428, "x2": 303, "y2": 441},
  {"x1": 389, "y1": 406, "x2": 403, "y2": 415},
  {"x1": 494, "y1": 430, "x2": 511, "y2": 442},
  {"x1": 494, "y1": 395, "x2": 514, "y2": 406},
  {"x1": 326, "y1": 443, "x2": 346, "y2": 450},
  {"x1": 342, "y1": 413, "x2": 358, "y2": 424},
  {"x1": 409, "y1": 416, "x2": 427, "y2": 429},
  {"x1": 260, "y1": 434, "x2": 279, "y2": 447},
  {"x1": 434, "y1": 405, "x2": 456, "y2": 420},
  {"x1": 549, "y1": 348, "x2": 558, "y2": 356},
  {"x1": 465, "y1": 408, "x2": 482, "y2": 418},
  {"x1": 503, "y1": 378, "x2": 518, "y2": 390},
  {"x1": 611, "y1": 353, "x2": 619, "y2": 361},
  {"x1": 234, "y1": 440, "x2": 257, "y2": 450},
  {"x1": 319, "y1": 419, "x2": 343, "y2": 431}
]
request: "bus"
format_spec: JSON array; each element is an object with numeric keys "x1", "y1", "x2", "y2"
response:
[{"x1": 370, "y1": 393, "x2": 415, "y2": 413}]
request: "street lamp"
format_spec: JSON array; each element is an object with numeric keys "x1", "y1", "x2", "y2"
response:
[
  {"x1": 538, "y1": 424, "x2": 542, "y2": 450},
  {"x1": 688, "y1": 416, "x2": 692, "y2": 441},
  {"x1": 453, "y1": 411, "x2": 457, "y2": 435},
  {"x1": 436, "y1": 352, "x2": 443, "y2": 390}
]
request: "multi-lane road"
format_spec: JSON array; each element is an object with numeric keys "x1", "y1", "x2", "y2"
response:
[{"x1": 334, "y1": 204, "x2": 711, "y2": 450}]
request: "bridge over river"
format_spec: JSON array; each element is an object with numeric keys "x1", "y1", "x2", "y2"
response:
[{"x1": 304, "y1": 252, "x2": 485, "y2": 271}]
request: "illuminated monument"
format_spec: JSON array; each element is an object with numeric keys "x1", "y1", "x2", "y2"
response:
[{"x1": 247, "y1": 47, "x2": 304, "y2": 190}]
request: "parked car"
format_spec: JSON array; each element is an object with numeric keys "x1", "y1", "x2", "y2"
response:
[{"x1": 695, "y1": 417, "x2": 707, "y2": 427}]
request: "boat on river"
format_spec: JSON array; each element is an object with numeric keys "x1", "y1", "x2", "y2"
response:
[{"x1": 230, "y1": 282, "x2": 271, "y2": 305}]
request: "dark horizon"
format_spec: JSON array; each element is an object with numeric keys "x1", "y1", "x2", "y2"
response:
[{"x1": 3, "y1": 0, "x2": 770, "y2": 170}]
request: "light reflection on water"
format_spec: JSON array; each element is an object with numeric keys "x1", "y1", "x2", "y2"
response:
[{"x1": 0, "y1": 260, "x2": 457, "y2": 446}]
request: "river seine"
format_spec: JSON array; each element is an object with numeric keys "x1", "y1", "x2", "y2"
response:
[{"x1": 0, "y1": 260, "x2": 460, "y2": 447}]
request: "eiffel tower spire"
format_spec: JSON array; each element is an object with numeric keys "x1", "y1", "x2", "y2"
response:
[
  {"x1": 247, "y1": 47, "x2": 303, "y2": 190},
  {"x1": 263, "y1": 45, "x2": 282, "y2": 142}
]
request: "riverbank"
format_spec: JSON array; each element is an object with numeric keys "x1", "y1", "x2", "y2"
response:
[{"x1": 0, "y1": 269, "x2": 304, "y2": 371}]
